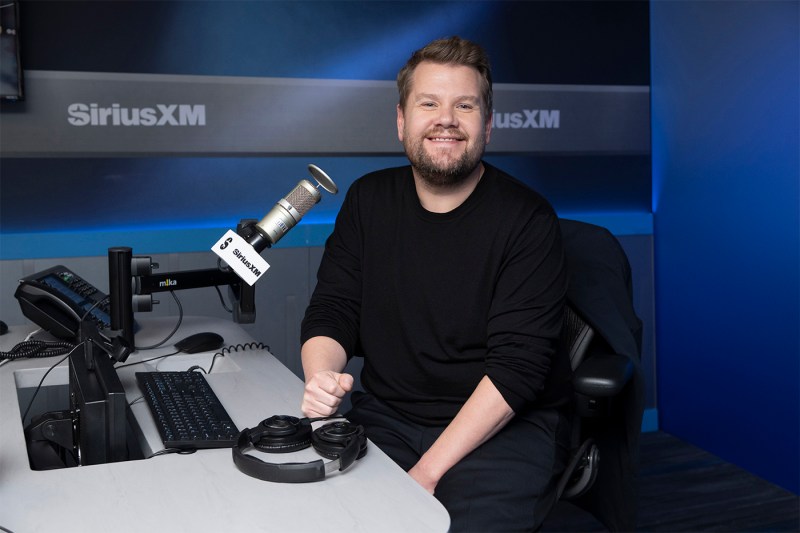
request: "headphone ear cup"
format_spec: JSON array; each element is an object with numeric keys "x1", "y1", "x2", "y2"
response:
[
  {"x1": 311, "y1": 421, "x2": 367, "y2": 460},
  {"x1": 251, "y1": 415, "x2": 312, "y2": 453}
]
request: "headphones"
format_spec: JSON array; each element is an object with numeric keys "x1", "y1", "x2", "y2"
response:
[{"x1": 232, "y1": 415, "x2": 367, "y2": 483}]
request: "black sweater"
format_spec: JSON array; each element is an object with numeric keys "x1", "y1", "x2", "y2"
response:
[{"x1": 301, "y1": 163, "x2": 570, "y2": 425}]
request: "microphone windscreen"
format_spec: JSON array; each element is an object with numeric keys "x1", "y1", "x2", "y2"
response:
[{"x1": 286, "y1": 180, "x2": 319, "y2": 218}]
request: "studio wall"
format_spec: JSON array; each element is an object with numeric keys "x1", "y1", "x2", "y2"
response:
[
  {"x1": 1, "y1": 0, "x2": 651, "y2": 241},
  {"x1": 651, "y1": 0, "x2": 799, "y2": 493}
]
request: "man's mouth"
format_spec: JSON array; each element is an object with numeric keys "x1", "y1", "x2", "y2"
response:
[
  {"x1": 428, "y1": 136, "x2": 462, "y2": 142},
  {"x1": 426, "y1": 130, "x2": 466, "y2": 144}
]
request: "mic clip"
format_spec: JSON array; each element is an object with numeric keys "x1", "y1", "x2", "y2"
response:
[{"x1": 238, "y1": 218, "x2": 271, "y2": 254}]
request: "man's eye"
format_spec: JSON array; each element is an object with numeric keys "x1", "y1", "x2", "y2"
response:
[{"x1": 457, "y1": 104, "x2": 475, "y2": 111}]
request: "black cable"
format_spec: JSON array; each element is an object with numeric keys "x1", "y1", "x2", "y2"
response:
[
  {"x1": 214, "y1": 285, "x2": 233, "y2": 314},
  {"x1": 185, "y1": 352, "x2": 228, "y2": 374},
  {"x1": 17, "y1": 296, "x2": 114, "y2": 428},
  {"x1": 117, "y1": 342, "x2": 269, "y2": 373},
  {"x1": 134, "y1": 291, "x2": 183, "y2": 350},
  {"x1": 19, "y1": 345, "x2": 79, "y2": 424},
  {"x1": 186, "y1": 342, "x2": 270, "y2": 374},
  {"x1": 204, "y1": 352, "x2": 226, "y2": 373},
  {"x1": 115, "y1": 350, "x2": 181, "y2": 369},
  {"x1": 0, "y1": 293, "x2": 109, "y2": 361},
  {"x1": 149, "y1": 447, "x2": 197, "y2": 458},
  {"x1": 129, "y1": 396, "x2": 144, "y2": 406},
  {"x1": 219, "y1": 341, "x2": 270, "y2": 355},
  {"x1": 0, "y1": 340, "x2": 75, "y2": 360}
]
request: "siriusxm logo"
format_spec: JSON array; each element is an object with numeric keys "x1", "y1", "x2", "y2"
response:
[
  {"x1": 67, "y1": 103, "x2": 206, "y2": 127},
  {"x1": 493, "y1": 109, "x2": 560, "y2": 129},
  {"x1": 233, "y1": 249, "x2": 262, "y2": 277}
]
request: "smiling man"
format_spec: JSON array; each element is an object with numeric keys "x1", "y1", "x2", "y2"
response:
[{"x1": 300, "y1": 36, "x2": 571, "y2": 532}]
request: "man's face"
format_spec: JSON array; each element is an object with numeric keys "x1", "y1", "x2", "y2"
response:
[{"x1": 397, "y1": 62, "x2": 492, "y2": 187}]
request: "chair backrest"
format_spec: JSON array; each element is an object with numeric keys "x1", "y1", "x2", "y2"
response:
[
  {"x1": 561, "y1": 305, "x2": 595, "y2": 371},
  {"x1": 554, "y1": 218, "x2": 644, "y2": 531}
]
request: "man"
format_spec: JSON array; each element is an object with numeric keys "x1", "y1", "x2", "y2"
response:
[{"x1": 300, "y1": 36, "x2": 571, "y2": 531}]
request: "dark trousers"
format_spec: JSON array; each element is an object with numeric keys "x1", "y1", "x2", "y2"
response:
[{"x1": 345, "y1": 391, "x2": 570, "y2": 533}]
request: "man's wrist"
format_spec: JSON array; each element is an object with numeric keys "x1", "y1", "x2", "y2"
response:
[{"x1": 414, "y1": 453, "x2": 446, "y2": 485}]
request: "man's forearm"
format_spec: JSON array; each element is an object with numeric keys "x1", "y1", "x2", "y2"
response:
[
  {"x1": 301, "y1": 336, "x2": 348, "y2": 380},
  {"x1": 410, "y1": 375, "x2": 515, "y2": 492}
]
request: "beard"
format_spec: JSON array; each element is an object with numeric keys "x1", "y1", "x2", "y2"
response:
[{"x1": 403, "y1": 127, "x2": 486, "y2": 188}]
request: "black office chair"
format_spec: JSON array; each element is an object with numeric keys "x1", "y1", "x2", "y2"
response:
[
  {"x1": 553, "y1": 218, "x2": 645, "y2": 531},
  {"x1": 555, "y1": 305, "x2": 634, "y2": 500}
]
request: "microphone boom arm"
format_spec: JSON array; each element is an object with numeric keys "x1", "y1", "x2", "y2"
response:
[{"x1": 108, "y1": 220, "x2": 258, "y2": 349}]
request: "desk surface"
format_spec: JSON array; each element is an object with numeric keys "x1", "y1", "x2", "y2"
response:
[{"x1": 0, "y1": 316, "x2": 450, "y2": 533}]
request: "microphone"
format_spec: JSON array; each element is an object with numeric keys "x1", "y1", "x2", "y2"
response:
[
  {"x1": 212, "y1": 164, "x2": 338, "y2": 286},
  {"x1": 246, "y1": 164, "x2": 338, "y2": 253}
]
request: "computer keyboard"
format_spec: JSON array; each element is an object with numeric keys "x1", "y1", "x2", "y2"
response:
[{"x1": 135, "y1": 371, "x2": 240, "y2": 450}]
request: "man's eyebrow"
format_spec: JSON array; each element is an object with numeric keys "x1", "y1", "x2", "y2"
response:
[
  {"x1": 457, "y1": 95, "x2": 482, "y2": 105},
  {"x1": 413, "y1": 93, "x2": 481, "y2": 104}
]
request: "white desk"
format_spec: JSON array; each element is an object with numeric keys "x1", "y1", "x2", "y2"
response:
[{"x1": 0, "y1": 316, "x2": 450, "y2": 533}]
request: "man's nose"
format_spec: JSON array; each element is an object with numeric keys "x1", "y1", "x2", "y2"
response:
[{"x1": 436, "y1": 106, "x2": 458, "y2": 128}]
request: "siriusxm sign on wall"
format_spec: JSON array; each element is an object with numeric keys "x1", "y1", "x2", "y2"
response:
[{"x1": 0, "y1": 71, "x2": 649, "y2": 156}]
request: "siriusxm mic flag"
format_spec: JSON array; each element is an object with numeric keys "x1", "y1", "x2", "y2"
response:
[{"x1": 212, "y1": 230, "x2": 269, "y2": 286}]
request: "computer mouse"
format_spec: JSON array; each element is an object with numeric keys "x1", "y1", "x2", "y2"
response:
[{"x1": 174, "y1": 332, "x2": 225, "y2": 354}]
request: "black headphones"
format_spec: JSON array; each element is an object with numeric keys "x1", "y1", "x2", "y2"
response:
[{"x1": 232, "y1": 415, "x2": 367, "y2": 483}]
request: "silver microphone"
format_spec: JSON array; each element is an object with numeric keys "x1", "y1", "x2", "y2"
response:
[{"x1": 247, "y1": 164, "x2": 338, "y2": 252}]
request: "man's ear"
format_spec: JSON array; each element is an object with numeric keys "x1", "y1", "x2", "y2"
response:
[{"x1": 397, "y1": 104, "x2": 405, "y2": 142}]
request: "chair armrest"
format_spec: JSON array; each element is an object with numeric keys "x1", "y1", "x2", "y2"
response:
[{"x1": 573, "y1": 353, "x2": 633, "y2": 398}]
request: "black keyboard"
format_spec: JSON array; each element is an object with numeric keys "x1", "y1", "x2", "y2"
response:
[{"x1": 136, "y1": 371, "x2": 240, "y2": 449}]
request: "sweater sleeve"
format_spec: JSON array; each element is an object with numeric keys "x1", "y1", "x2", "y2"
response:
[
  {"x1": 484, "y1": 209, "x2": 568, "y2": 413},
  {"x1": 300, "y1": 181, "x2": 363, "y2": 358}
]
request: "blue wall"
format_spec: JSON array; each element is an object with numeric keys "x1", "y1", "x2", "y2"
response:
[{"x1": 651, "y1": 1, "x2": 799, "y2": 493}]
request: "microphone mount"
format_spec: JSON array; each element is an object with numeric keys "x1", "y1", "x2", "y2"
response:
[{"x1": 108, "y1": 221, "x2": 257, "y2": 349}]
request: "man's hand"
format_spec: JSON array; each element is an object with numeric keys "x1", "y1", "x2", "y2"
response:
[
  {"x1": 300, "y1": 336, "x2": 349, "y2": 417},
  {"x1": 301, "y1": 370, "x2": 354, "y2": 418}
]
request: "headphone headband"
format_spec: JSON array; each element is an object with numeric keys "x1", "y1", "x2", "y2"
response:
[{"x1": 232, "y1": 416, "x2": 367, "y2": 483}]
